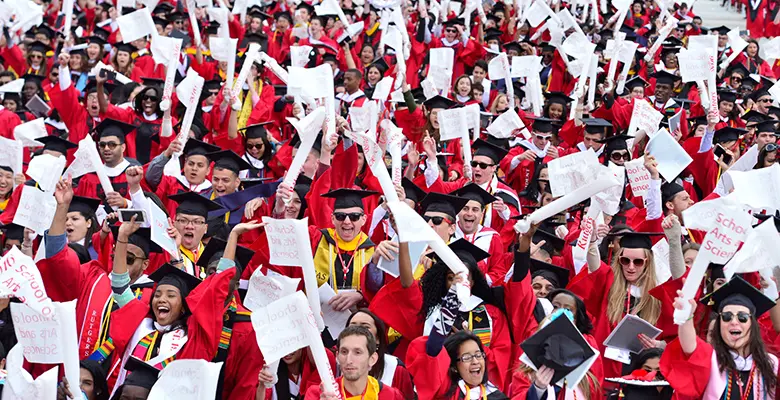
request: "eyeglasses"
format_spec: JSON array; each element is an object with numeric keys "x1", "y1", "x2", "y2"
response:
[
  {"x1": 246, "y1": 143, "x2": 265, "y2": 150},
  {"x1": 535, "y1": 134, "x2": 551, "y2": 141},
  {"x1": 175, "y1": 218, "x2": 206, "y2": 227},
  {"x1": 457, "y1": 351, "x2": 486, "y2": 363},
  {"x1": 445, "y1": 28, "x2": 457, "y2": 33},
  {"x1": 30, "y1": 54, "x2": 43, "y2": 60},
  {"x1": 470, "y1": 160, "x2": 495, "y2": 169},
  {"x1": 334, "y1": 212, "x2": 364, "y2": 222},
  {"x1": 611, "y1": 152, "x2": 630, "y2": 161},
  {"x1": 98, "y1": 141, "x2": 120, "y2": 149},
  {"x1": 142, "y1": 95, "x2": 158, "y2": 102},
  {"x1": 111, "y1": 253, "x2": 147, "y2": 265},
  {"x1": 619, "y1": 256, "x2": 646, "y2": 268},
  {"x1": 759, "y1": 98, "x2": 772, "y2": 103},
  {"x1": 423, "y1": 215, "x2": 453, "y2": 225},
  {"x1": 720, "y1": 311, "x2": 751, "y2": 323},
  {"x1": 208, "y1": 91, "x2": 219, "y2": 97},
  {"x1": 730, "y1": 76, "x2": 742, "y2": 82}
]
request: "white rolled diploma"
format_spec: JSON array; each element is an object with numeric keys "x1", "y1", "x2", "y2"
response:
[
  {"x1": 175, "y1": 74, "x2": 205, "y2": 151},
  {"x1": 160, "y1": 41, "x2": 182, "y2": 112},
  {"x1": 644, "y1": 18, "x2": 678, "y2": 62},
  {"x1": 719, "y1": 42, "x2": 748, "y2": 70},
  {"x1": 83, "y1": 136, "x2": 115, "y2": 193},
  {"x1": 697, "y1": 80, "x2": 710, "y2": 110},
  {"x1": 309, "y1": 335, "x2": 342, "y2": 399},
  {"x1": 187, "y1": 1, "x2": 202, "y2": 47},
  {"x1": 514, "y1": 171, "x2": 621, "y2": 233},
  {"x1": 259, "y1": 52, "x2": 289, "y2": 84},
  {"x1": 262, "y1": 361, "x2": 280, "y2": 388},
  {"x1": 427, "y1": 238, "x2": 472, "y2": 304},
  {"x1": 367, "y1": 144, "x2": 400, "y2": 204},
  {"x1": 295, "y1": 218, "x2": 326, "y2": 332},
  {"x1": 283, "y1": 108, "x2": 326, "y2": 202},
  {"x1": 673, "y1": 255, "x2": 710, "y2": 324}
]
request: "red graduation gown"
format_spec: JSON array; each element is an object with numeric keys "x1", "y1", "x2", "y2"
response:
[
  {"x1": 103, "y1": 103, "x2": 176, "y2": 165},
  {"x1": 0, "y1": 107, "x2": 22, "y2": 139},
  {"x1": 303, "y1": 377, "x2": 404, "y2": 400},
  {"x1": 48, "y1": 81, "x2": 96, "y2": 146},
  {"x1": 73, "y1": 163, "x2": 133, "y2": 199},
  {"x1": 220, "y1": 302, "x2": 266, "y2": 400}
]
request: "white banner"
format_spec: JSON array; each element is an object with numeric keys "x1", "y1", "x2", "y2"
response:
[
  {"x1": 12, "y1": 186, "x2": 56, "y2": 236},
  {"x1": 147, "y1": 359, "x2": 223, "y2": 400}
]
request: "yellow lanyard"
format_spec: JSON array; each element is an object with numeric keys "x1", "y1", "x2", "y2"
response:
[{"x1": 463, "y1": 384, "x2": 488, "y2": 400}]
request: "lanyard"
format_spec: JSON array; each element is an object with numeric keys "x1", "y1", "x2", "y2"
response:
[
  {"x1": 333, "y1": 236, "x2": 354, "y2": 286},
  {"x1": 463, "y1": 384, "x2": 488, "y2": 400},
  {"x1": 728, "y1": 366, "x2": 756, "y2": 400}
]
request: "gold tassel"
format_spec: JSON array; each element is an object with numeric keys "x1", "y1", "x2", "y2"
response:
[{"x1": 619, "y1": 388, "x2": 625, "y2": 398}]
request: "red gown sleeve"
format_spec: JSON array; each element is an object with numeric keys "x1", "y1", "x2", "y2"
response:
[
  {"x1": 368, "y1": 279, "x2": 424, "y2": 339},
  {"x1": 178, "y1": 267, "x2": 237, "y2": 361},
  {"x1": 48, "y1": 82, "x2": 89, "y2": 144},
  {"x1": 405, "y1": 336, "x2": 452, "y2": 400},
  {"x1": 223, "y1": 320, "x2": 265, "y2": 400},
  {"x1": 659, "y1": 336, "x2": 713, "y2": 398}
]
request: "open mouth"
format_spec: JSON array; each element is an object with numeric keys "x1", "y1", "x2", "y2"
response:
[
  {"x1": 468, "y1": 365, "x2": 482, "y2": 378},
  {"x1": 156, "y1": 305, "x2": 171, "y2": 320},
  {"x1": 729, "y1": 329, "x2": 742, "y2": 339}
]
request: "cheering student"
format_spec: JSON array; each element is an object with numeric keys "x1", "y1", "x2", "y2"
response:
[
  {"x1": 50, "y1": 52, "x2": 109, "y2": 144},
  {"x1": 73, "y1": 118, "x2": 140, "y2": 201},
  {"x1": 166, "y1": 191, "x2": 224, "y2": 277},
  {"x1": 661, "y1": 277, "x2": 780, "y2": 399},
  {"x1": 502, "y1": 118, "x2": 563, "y2": 195},
  {"x1": 304, "y1": 326, "x2": 404, "y2": 399},
  {"x1": 57, "y1": 359, "x2": 110, "y2": 400}
]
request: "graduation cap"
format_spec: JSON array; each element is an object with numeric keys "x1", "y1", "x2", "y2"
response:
[
  {"x1": 296, "y1": 2, "x2": 315, "y2": 13},
  {"x1": 321, "y1": 52, "x2": 338, "y2": 63},
  {"x1": 531, "y1": 117, "x2": 558, "y2": 133},
  {"x1": 661, "y1": 181, "x2": 685, "y2": 204},
  {"x1": 726, "y1": 63, "x2": 750, "y2": 78},
  {"x1": 95, "y1": 118, "x2": 137, "y2": 143},
  {"x1": 423, "y1": 95, "x2": 457, "y2": 110},
  {"x1": 34, "y1": 24, "x2": 56, "y2": 40},
  {"x1": 183, "y1": 139, "x2": 221, "y2": 158},
  {"x1": 239, "y1": 122, "x2": 273, "y2": 140},
  {"x1": 533, "y1": 227, "x2": 565, "y2": 255},
  {"x1": 484, "y1": 27, "x2": 504, "y2": 42},
  {"x1": 109, "y1": 226, "x2": 161, "y2": 256},
  {"x1": 141, "y1": 77, "x2": 165, "y2": 88},
  {"x1": 690, "y1": 115, "x2": 709, "y2": 129},
  {"x1": 582, "y1": 118, "x2": 613, "y2": 135},
  {"x1": 149, "y1": 263, "x2": 202, "y2": 308},
  {"x1": 618, "y1": 232, "x2": 660, "y2": 250},
  {"x1": 196, "y1": 237, "x2": 255, "y2": 275},
  {"x1": 152, "y1": 2, "x2": 174, "y2": 14},
  {"x1": 652, "y1": 71, "x2": 680, "y2": 86},
  {"x1": 442, "y1": 18, "x2": 465, "y2": 28},
  {"x1": 289, "y1": 133, "x2": 323, "y2": 153},
  {"x1": 624, "y1": 76, "x2": 648, "y2": 91},
  {"x1": 245, "y1": 32, "x2": 267, "y2": 45},
  {"x1": 167, "y1": 10, "x2": 187, "y2": 22},
  {"x1": 123, "y1": 357, "x2": 160, "y2": 389},
  {"x1": 754, "y1": 211, "x2": 780, "y2": 231},
  {"x1": 114, "y1": 43, "x2": 137, "y2": 55},
  {"x1": 420, "y1": 192, "x2": 469, "y2": 221},
  {"x1": 709, "y1": 275, "x2": 775, "y2": 317},
  {"x1": 274, "y1": 11, "x2": 294, "y2": 23},
  {"x1": 446, "y1": 238, "x2": 490, "y2": 269},
  {"x1": 322, "y1": 188, "x2": 378, "y2": 210},
  {"x1": 596, "y1": 134, "x2": 633, "y2": 152},
  {"x1": 401, "y1": 177, "x2": 426, "y2": 204},
  {"x1": 169, "y1": 191, "x2": 223, "y2": 218},
  {"x1": 543, "y1": 91, "x2": 572, "y2": 106},
  {"x1": 741, "y1": 110, "x2": 769, "y2": 124},
  {"x1": 37, "y1": 136, "x2": 78, "y2": 155},
  {"x1": 503, "y1": 41, "x2": 522, "y2": 54},
  {"x1": 717, "y1": 89, "x2": 738, "y2": 104},
  {"x1": 754, "y1": 119, "x2": 778, "y2": 133},
  {"x1": 68, "y1": 196, "x2": 102, "y2": 216},
  {"x1": 84, "y1": 77, "x2": 117, "y2": 96},
  {"x1": 153, "y1": 16, "x2": 170, "y2": 27},
  {"x1": 207, "y1": 150, "x2": 252, "y2": 174},
  {"x1": 22, "y1": 74, "x2": 44, "y2": 88},
  {"x1": 713, "y1": 126, "x2": 746, "y2": 144},
  {"x1": 606, "y1": 370, "x2": 670, "y2": 400},
  {"x1": 472, "y1": 138, "x2": 509, "y2": 164},
  {"x1": 450, "y1": 183, "x2": 496, "y2": 207},
  {"x1": 0, "y1": 223, "x2": 25, "y2": 242},
  {"x1": 87, "y1": 35, "x2": 107, "y2": 47},
  {"x1": 27, "y1": 40, "x2": 52, "y2": 54},
  {"x1": 520, "y1": 312, "x2": 596, "y2": 385},
  {"x1": 711, "y1": 25, "x2": 730, "y2": 35},
  {"x1": 369, "y1": 57, "x2": 390, "y2": 75},
  {"x1": 530, "y1": 258, "x2": 569, "y2": 288}
]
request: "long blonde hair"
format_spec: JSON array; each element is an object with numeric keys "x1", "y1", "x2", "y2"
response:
[{"x1": 606, "y1": 248, "x2": 661, "y2": 325}]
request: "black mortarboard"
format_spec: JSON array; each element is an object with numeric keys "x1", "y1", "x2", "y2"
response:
[
  {"x1": 141, "y1": 77, "x2": 165, "y2": 88},
  {"x1": 275, "y1": 11, "x2": 293, "y2": 23},
  {"x1": 531, "y1": 117, "x2": 558, "y2": 133},
  {"x1": 717, "y1": 89, "x2": 738, "y2": 104},
  {"x1": 183, "y1": 139, "x2": 221, "y2": 158},
  {"x1": 442, "y1": 18, "x2": 465, "y2": 28},
  {"x1": 710, "y1": 275, "x2": 775, "y2": 317},
  {"x1": 85, "y1": 78, "x2": 117, "y2": 95},
  {"x1": 207, "y1": 150, "x2": 252, "y2": 174},
  {"x1": 503, "y1": 41, "x2": 522, "y2": 54},
  {"x1": 123, "y1": 357, "x2": 160, "y2": 389},
  {"x1": 239, "y1": 122, "x2": 272, "y2": 140},
  {"x1": 450, "y1": 183, "x2": 496, "y2": 207},
  {"x1": 691, "y1": 116, "x2": 709, "y2": 129},
  {"x1": 618, "y1": 232, "x2": 659, "y2": 250},
  {"x1": 153, "y1": 2, "x2": 174, "y2": 14},
  {"x1": 115, "y1": 43, "x2": 136, "y2": 54},
  {"x1": 713, "y1": 127, "x2": 746, "y2": 144},
  {"x1": 68, "y1": 196, "x2": 102, "y2": 215},
  {"x1": 472, "y1": 138, "x2": 509, "y2": 163},
  {"x1": 754, "y1": 119, "x2": 778, "y2": 133},
  {"x1": 215, "y1": 179, "x2": 280, "y2": 214},
  {"x1": 95, "y1": 118, "x2": 137, "y2": 143},
  {"x1": 532, "y1": 227, "x2": 565, "y2": 254},
  {"x1": 169, "y1": 191, "x2": 223, "y2": 218},
  {"x1": 289, "y1": 133, "x2": 323, "y2": 153},
  {"x1": 149, "y1": 263, "x2": 202, "y2": 302},
  {"x1": 37, "y1": 136, "x2": 78, "y2": 154},
  {"x1": 244, "y1": 32, "x2": 267, "y2": 45},
  {"x1": 22, "y1": 74, "x2": 44, "y2": 87},
  {"x1": 652, "y1": 71, "x2": 680, "y2": 86},
  {"x1": 750, "y1": 87, "x2": 771, "y2": 102},
  {"x1": 27, "y1": 41, "x2": 52, "y2": 54},
  {"x1": 402, "y1": 177, "x2": 426, "y2": 204},
  {"x1": 0, "y1": 223, "x2": 25, "y2": 242},
  {"x1": 447, "y1": 238, "x2": 490, "y2": 269},
  {"x1": 726, "y1": 63, "x2": 750, "y2": 78},
  {"x1": 296, "y1": 2, "x2": 315, "y2": 13},
  {"x1": 543, "y1": 91, "x2": 572, "y2": 106},
  {"x1": 87, "y1": 35, "x2": 107, "y2": 46},
  {"x1": 34, "y1": 24, "x2": 56, "y2": 40},
  {"x1": 530, "y1": 258, "x2": 569, "y2": 288},
  {"x1": 196, "y1": 237, "x2": 255, "y2": 275},
  {"x1": 582, "y1": 118, "x2": 613, "y2": 135},
  {"x1": 754, "y1": 211, "x2": 780, "y2": 232},
  {"x1": 661, "y1": 182, "x2": 685, "y2": 204},
  {"x1": 322, "y1": 52, "x2": 338, "y2": 63},
  {"x1": 153, "y1": 16, "x2": 170, "y2": 27},
  {"x1": 484, "y1": 27, "x2": 504, "y2": 42},
  {"x1": 109, "y1": 226, "x2": 161, "y2": 256},
  {"x1": 596, "y1": 134, "x2": 633, "y2": 152},
  {"x1": 423, "y1": 95, "x2": 457, "y2": 110},
  {"x1": 741, "y1": 110, "x2": 769, "y2": 123},
  {"x1": 167, "y1": 10, "x2": 186, "y2": 22},
  {"x1": 369, "y1": 57, "x2": 390, "y2": 74},
  {"x1": 520, "y1": 313, "x2": 596, "y2": 384},
  {"x1": 711, "y1": 25, "x2": 730, "y2": 35},
  {"x1": 420, "y1": 192, "x2": 469, "y2": 221},
  {"x1": 322, "y1": 188, "x2": 378, "y2": 210},
  {"x1": 624, "y1": 76, "x2": 648, "y2": 90}
]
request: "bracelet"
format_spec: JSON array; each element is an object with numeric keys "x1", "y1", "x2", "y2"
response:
[{"x1": 116, "y1": 239, "x2": 128, "y2": 244}]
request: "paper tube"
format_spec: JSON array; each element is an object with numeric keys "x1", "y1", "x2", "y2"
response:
[
  {"x1": 570, "y1": 52, "x2": 592, "y2": 119},
  {"x1": 295, "y1": 218, "x2": 326, "y2": 331},
  {"x1": 175, "y1": 76, "x2": 204, "y2": 151},
  {"x1": 308, "y1": 332, "x2": 342, "y2": 398},
  {"x1": 673, "y1": 255, "x2": 709, "y2": 324},
  {"x1": 283, "y1": 108, "x2": 326, "y2": 190},
  {"x1": 607, "y1": 33, "x2": 625, "y2": 86},
  {"x1": 350, "y1": 130, "x2": 400, "y2": 204},
  {"x1": 697, "y1": 80, "x2": 710, "y2": 110},
  {"x1": 81, "y1": 136, "x2": 115, "y2": 193},
  {"x1": 233, "y1": 51, "x2": 258, "y2": 94},
  {"x1": 514, "y1": 171, "x2": 621, "y2": 233},
  {"x1": 263, "y1": 361, "x2": 280, "y2": 388},
  {"x1": 187, "y1": 0, "x2": 202, "y2": 47},
  {"x1": 615, "y1": 57, "x2": 633, "y2": 95},
  {"x1": 644, "y1": 17, "x2": 678, "y2": 62},
  {"x1": 62, "y1": 0, "x2": 74, "y2": 42},
  {"x1": 160, "y1": 39, "x2": 182, "y2": 112},
  {"x1": 259, "y1": 52, "x2": 289, "y2": 84},
  {"x1": 587, "y1": 55, "x2": 599, "y2": 110},
  {"x1": 720, "y1": 43, "x2": 748, "y2": 71}
]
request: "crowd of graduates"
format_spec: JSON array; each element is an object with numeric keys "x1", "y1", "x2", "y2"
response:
[{"x1": 0, "y1": 0, "x2": 779, "y2": 399}]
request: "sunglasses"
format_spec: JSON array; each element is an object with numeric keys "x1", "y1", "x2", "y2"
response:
[
  {"x1": 246, "y1": 143, "x2": 265, "y2": 150},
  {"x1": 535, "y1": 134, "x2": 551, "y2": 141},
  {"x1": 423, "y1": 215, "x2": 453, "y2": 225},
  {"x1": 470, "y1": 160, "x2": 494, "y2": 169},
  {"x1": 445, "y1": 28, "x2": 457, "y2": 33},
  {"x1": 611, "y1": 152, "x2": 630, "y2": 161},
  {"x1": 758, "y1": 98, "x2": 772, "y2": 103},
  {"x1": 30, "y1": 54, "x2": 44, "y2": 60},
  {"x1": 142, "y1": 95, "x2": 158, "y2": 102},
  {"x1": 334, "y1": 212, "x2": 364, "y2": 222},
  {"x1": 619, "y1": 256, "x2": 646, "y2": 268},
  {"x1": 730, "y1": 76, "x2": 742, "y2": 82},
  {"x1": 720, "y1": 311, "x2": 751, "y2": 323},
  {"x1": 98, "y1": 141, "x2": 120, "y2": 150},
  {"x1": 111, "y1": 253, "x2": 147, "y2": 265}
]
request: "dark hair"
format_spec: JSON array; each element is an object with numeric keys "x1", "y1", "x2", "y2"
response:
[
  {"x1": 543, "y1": 100, "x2": 568, "y2": 119},
  {"x1": 110, "y1": 82, "x2": 140, "y2": 105},
  {"x1": 547, "y1": 289, "x2": 593, "y2": 334},
  {"x1": 345, "y1": 68, "x2": 363, "y2": 81},
  {"x1": 80, "y1": 359, "x2": 110, "y2": 400},
  {"x1": 711, "y1": 312, "x2": 776, "y2": 392},
  {"x1": 133, "y1": 86, "x2": 162, "y2": 115},
  {"x1": 338, "y1": 325, "x2": 378, "y2": 355},
  {"x1": 346, "y1": 309, "x2": 388, "y2": 378},
  {"x1": 419, "y1": 256, "x2": 497, "y2": 322},
  {"x1": 71, "y1": 208, "x2": 100, "y2": 252},
  {"x1": 754, "y1": 144, "x2": 777, "y2": 169},
  {"x1": 444, "y1": 331, "x2": 487, "y2": 398},
  {"x1": 746, "y1": 39, "x2": 765, "y2": 65},
  {"x1": 68, "y1": 243, "x2": 92, "y2": 264},
  {"x1": 628, "y1": 347, "x2": 663, "y2": 373},
  {"x1": 473, "y1": 59, "x2": 488, "y2": 73},
  {"x1": 246, "y1": 133, "x2": 273, "y2": 164},
  {"x1": 519, "y1": 162, "x2": 548, "y2": 203}
]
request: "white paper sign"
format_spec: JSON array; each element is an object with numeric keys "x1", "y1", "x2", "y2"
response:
[
  {"x1": 150, "y1": 202, "x2": 178, "y2": 257},
  {"x1": 698, "y1": 207, "x2": 752, "y2": 263},
  {"x1": 263, "y1": 218, "x2": 310, "y2": 266},
  {"x1": 723, "y1": 217, "x2": 780, "y2": 279},
  {"x1": 624, "y1": 158, "x2": 651, "y2": 197},
  {"x1": 727, "y1": 164, "x2": 780, "y2": 209},
  {"x1": 117, "y1": 8, "x2": 156, "y2": 43},
  {"x1": 244, "y1": 268, "x2": 300, "y2": 312},
  {"x1": 251, "y1": 291, "x2": 320, "y2": 362},
  {"x1": 511, "y1": 55, "x2": 543, "y2": 78},
  {"x1": 437, "y1": 107, "x2": 469, "y2": 141},
  {"x1": 13, "y1": 118, "x2": 47, "y2": 147},
  {"x1": 318, "y1": 283, "x2": 352, "y2": 337},
  {"x1": 147, "y1": 359, "x2": 223, "y2": 400},
  {"x1": 150, "y1": 35, "x2": 182, "y2": 67},
  {"x1": 2, "y1": 345, "x2": 58, "y2": 400},
  {"x1": 486, "y1": 109, "x2": 527, "y2": 139},
  {"x1": 678, "y1": 48, "x2": 715, "y2": 83},
  {"x1": 11, "y1": 302, "x2": 63, "y2": 363},
  {"x1": 652, "y1": 238, "x2": 671, "y2": 285},
  {"x1": 626, "y1": 100, "x2": 663, "y2": 140},
  {"x1": 547, "y1": 149, "x2": 601, "y2": 197},
  {"x1": 25, "y1": 154, "x2": 65, "y2": 192},
  {"x1": 645, "y1": 129, "x2": 693, "y2": 182},
  {"x1": 593, "y1": 163, "x2": 625, "y2": 216},
  {"x1": 13, "y1": 187, "x2": 56, "y2": 236},
  {"x1": 0, "y1": 136, "x2": 23, "y2": 178}
]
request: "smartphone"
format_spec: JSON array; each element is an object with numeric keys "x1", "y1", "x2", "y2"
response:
[
  {"x1": 714, "y1": 145, "x2": 732, "y2": 165},
  {"x1": 118, "y1": 209, "x2": 148, "y2": 224}
]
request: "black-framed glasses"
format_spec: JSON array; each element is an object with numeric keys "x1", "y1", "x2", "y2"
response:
[
  {"x1": 611, "y1": 152, "x2": 630, "y2": 161},
  {"x1": 445, "y1": 28, "x2": 457, "y2": 33},
  {"x1": 758, "y1": 98, "x2": 772, "y2": 103},
  {"x1": 457, "y1": 351, "x2": 486, "y2": 363},
  {"x1": 246, "y1": 143, "x2": 265, "y2": 150},
  {"x1": 111, "y1": 253, "x2": 147, "y2": 265},
  {"x1": 98, "y1": 142, "x2": 120, "y2": 150},
  {"x1": 470, "y1": 161, "x2": 494, "y2": 169},
  {"x1": 720, "y1": 311, "x2": 751, "y2": 323},
  {"x1": 423, "y1": 215, "x2": 453, "y2": 225},
  {"x1": 334, "y1": 212, "x2": 364, "y2": 222}
]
